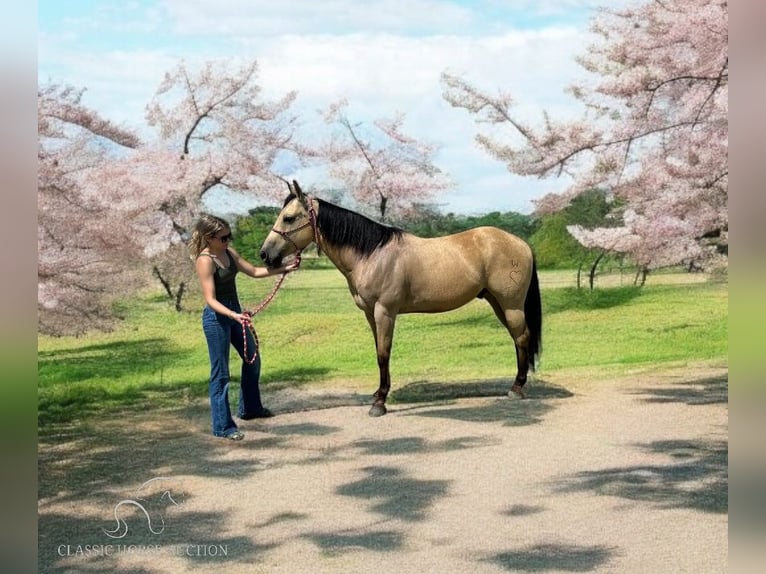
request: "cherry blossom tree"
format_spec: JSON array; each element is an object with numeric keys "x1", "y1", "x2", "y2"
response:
[
  {"x1": 319, "y1": 99, "x2": 451, "y2": 220},
  {"x1": 137, "y1": 59, "x2": 305, "y2": 306},
  {"x1": 145, "y1": 59, "x2": 302, "y2": 202},
  {"x1": 442, "y1": 0, "x2": 728, "y2": 273},
  {"x1": 38, "y1": 84, "x2": 147, "y2": 335},
  {"x1": 100, "y1": 59, "x2": 304, "y2": 310},
  {"x1": 39, "y1": 60, "x2": 308, "y2": 334}
]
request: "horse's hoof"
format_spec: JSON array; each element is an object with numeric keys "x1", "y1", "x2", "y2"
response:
[
  {"x1": 368, "y1": 404, "x2": 387, "y2": 417},
  {"x1": 509, "y1": 385, "x2": 526, "y2": 399}
]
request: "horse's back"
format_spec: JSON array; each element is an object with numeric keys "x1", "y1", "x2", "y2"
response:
[
  {"x1": 409, "y1": 226, "x2": 532, "y2": 268},
  {"x1": 462, "y1": 226, "x2": 532, "y2": 255},
  {"x1": 380, "y1": 227, "x2": 532, "y2": 311}
]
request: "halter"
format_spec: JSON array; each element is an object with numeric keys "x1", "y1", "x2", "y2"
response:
[
  {"x1": 239, "y1": 197, "x2": 319, "y2": 365},
  {"x1": 269, "y1": 196, "x2": 320, "y2": 254}
]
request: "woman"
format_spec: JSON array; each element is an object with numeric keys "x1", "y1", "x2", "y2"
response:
[{"x1": 189, "y1": 213, "x2": 299, "y2": 441}]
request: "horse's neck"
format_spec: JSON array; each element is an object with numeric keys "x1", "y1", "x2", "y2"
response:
[{"x1": 318, "y1": 235, "x2": 359, "y2": 277}]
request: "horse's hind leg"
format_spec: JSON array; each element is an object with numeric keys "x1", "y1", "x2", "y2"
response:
[{"x1": 484, "y1": 293, "x2": 531, "y2": 399}]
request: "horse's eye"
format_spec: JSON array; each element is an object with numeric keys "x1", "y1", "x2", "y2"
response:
[{"x1": 283, "y1": 216, "x2": 296, "y2": 224}]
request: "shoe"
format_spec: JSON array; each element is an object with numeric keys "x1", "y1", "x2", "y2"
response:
[
  {"x1": 239, "y1": 408, "x2": 274, "y2": 420},
  {"x1": 224, "y1": 430, "x2": 245, "y2": 441}
]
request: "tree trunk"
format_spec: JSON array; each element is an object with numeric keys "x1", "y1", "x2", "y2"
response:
[
  {"x1": 174, "y1": 281, "x2": 186, "y2": 312},
  {"x1": 589, "y1": 251, "x2": 605, "y2": 291},
  {"x1": 153, "y1": 266, "x2": 186, "y2": 311},
  {"x1": 633, "y1": 266, "x2": 649, "y2": 286},
  {"x1": 379, "y1": 194, "x2": 388, "y2": 221},
  {"x1": 153, "y1": 266, "x2": 173, "y2": 299},
  {"x1": 576, "y1": 261, "x2": 584, "y2": 290}
]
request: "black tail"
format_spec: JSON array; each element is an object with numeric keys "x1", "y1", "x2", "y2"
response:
[{"x1": 524, "y1": 258, "x2": 543, "y2": 371}]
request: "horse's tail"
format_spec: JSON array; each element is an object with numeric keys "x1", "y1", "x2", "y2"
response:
[{"x1": 524, "y1": 257, "x2": 543, "y2": 371}]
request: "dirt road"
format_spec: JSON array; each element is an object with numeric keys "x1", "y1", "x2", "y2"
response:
[{"x1": 39, "y1": 363, "x2": 727, "y2": 573}]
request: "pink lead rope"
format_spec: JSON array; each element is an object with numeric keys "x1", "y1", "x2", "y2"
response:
[
  {"x1": 240, "y1": 312, "x2": 260, "y2": 365},
  {"x1": 239, "y1": 252, "x2": 303, "y2": 365}
]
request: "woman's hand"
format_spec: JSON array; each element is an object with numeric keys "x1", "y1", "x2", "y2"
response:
[
  {"x1": 281, "y1": 258, "x2": 301, "y2": 273},
  {"x1": 230, "y1": 311, "x2": 251, "y2": 325}
]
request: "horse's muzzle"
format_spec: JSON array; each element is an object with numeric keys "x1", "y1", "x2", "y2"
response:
[{"x1": 259, "y1": 249, "x2": 282, "y2": 269}]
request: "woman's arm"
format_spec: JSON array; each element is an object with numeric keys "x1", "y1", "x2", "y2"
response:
[{"x1": 229, "y1": 247, "x2": 299, "y2": 278}]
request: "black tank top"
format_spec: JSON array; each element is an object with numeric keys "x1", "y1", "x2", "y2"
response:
[{"x1": 199, "y1": 250, "x2": 238, "y2": 301}]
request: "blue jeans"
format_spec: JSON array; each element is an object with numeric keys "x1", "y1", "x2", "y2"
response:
[{"x1": 202, "y1": 299, "x2": 264, "y2": 437}]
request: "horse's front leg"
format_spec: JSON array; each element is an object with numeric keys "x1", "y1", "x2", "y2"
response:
[{"x1": 368, "y1": 305, "x2": 396, "y2": 417}]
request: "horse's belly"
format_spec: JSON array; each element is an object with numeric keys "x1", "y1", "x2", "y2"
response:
[
  {"x1": 400, "y1": 279, "x2": 481, "y2": 313},
  {"x1": 400, "y1": 299, "x2": 475, "y2": 314}
]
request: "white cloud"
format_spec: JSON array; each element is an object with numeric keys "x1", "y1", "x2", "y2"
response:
[
  {"x1": 157, "y1": 0, "x2": 612, "y2": 37},
  {"x1": 161, "y1": 0, "x2": 477, "y2": 37},
  {"x1": 38, "y1": 33, "x2": 176, "y2": 127}
]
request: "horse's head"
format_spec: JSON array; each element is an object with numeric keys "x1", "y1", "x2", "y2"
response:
[{"x1": 260, "y1": 180, "x2": 317, "y2": 268}]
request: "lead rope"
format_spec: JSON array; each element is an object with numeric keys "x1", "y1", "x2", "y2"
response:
[
  {"x1": 239, "y1": 255, "x2": 299, "y2": 365},
  {"x1": 240, "y1": 196, "x2": 318, "y2": 364}
]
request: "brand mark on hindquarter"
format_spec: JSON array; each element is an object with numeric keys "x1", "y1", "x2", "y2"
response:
[{"x1": 507, "y1": 260, "x2": 521, "y2": 285}]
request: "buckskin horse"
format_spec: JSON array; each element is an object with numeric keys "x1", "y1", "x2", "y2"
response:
[{"x1": 259, "y1": 181, "x2": 542, "y2": 416}]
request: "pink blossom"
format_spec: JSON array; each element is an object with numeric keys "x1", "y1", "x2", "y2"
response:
[
  {"x1": 442, "y1": 0, "x2": 728, "y2": 269},
  {"x1": 318, "y1": 99, "x2": 452, "y2": 220}
]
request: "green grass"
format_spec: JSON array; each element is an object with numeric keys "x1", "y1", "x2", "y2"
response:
[
  {"x1": 37, "y1": 268, "x2": 728, "y2": 429},
  {"x1": 541, "y1": 284, "x2": 727, "y2": 369}
]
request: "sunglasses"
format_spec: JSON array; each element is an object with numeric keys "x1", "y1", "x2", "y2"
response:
[{"x1": 215, "y1": 233, "x2": 232, "y2": 243}]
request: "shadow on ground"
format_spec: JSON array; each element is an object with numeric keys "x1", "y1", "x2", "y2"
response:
[
  {"x1": 304, "y1": 529, "x2": 405, "y2": 556},
  {"x1": 486, "y1": 542, "x2": 617, "y2": 572},
  {"x1": 406, "y1": 398, "x2": 556, "y2": 426},
  {"x1": 351, "y1": 435, "x2": 497, "y2": 456},
  {"x1": 40, "y1": 375, "x2": 575, "y2": 572},
  {"x1": 262, "y1": 377, "x2": 574, "y2": 429},
  {"x1": 543, "y1": 286, "x2": 643, "y2": 315},
  {"x1": 39, "y1": 370, "x2": 725, "y2": 572},
  {"x1": 38, "y1": 339, "x2": 177, "y2": 381},
  {"x1": 337, "y1": 466, "x2": 451, "y2": 522},
  {"x1": 555, "y1": 438, "x2": 728, "y2": 514},
  {"x1": 391, "y1": 378, "x2": 573, "y2": 404},
  {"x1": 631, "y1": 375, "x2": 728, "y2": 406},
  {"x1": 296, "y1": 465, "x2": 451, "y2": 557},
  {"x1": 390, "y1": 378, "x2": 573, "y2": 427}
]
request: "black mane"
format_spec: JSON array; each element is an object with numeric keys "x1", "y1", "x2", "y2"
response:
[
  {"x1": 318, "y1": 199, "x2": 404, "y2": 256},
  {"x1": 284, "y1": 195, "x2": 403, "y2": 257}
]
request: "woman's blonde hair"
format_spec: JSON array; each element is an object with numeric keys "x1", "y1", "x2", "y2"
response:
[{"x1": 188, "y1": 213, "x2": 230, "y2": 260}]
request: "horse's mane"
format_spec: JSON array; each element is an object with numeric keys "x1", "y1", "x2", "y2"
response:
[{"x1": 284, "y1": 195, "x2": 403, "y2": 257}]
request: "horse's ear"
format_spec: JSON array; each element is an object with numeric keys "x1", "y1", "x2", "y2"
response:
[
  {"x1": 292, "y1": 180, "x2": 305, "y2": 202},
  {"x1": 286, "y1": 180, "x2": 294, "y2": 195}
]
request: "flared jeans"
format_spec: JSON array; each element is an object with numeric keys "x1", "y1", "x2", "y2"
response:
[{"x1": 202, "y1": 299, "x2": 264, "y2": 437}]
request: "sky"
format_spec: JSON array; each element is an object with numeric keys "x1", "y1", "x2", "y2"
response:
[{"x1": 38, "y1": 0, "x2": 615, "y2": 216}]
